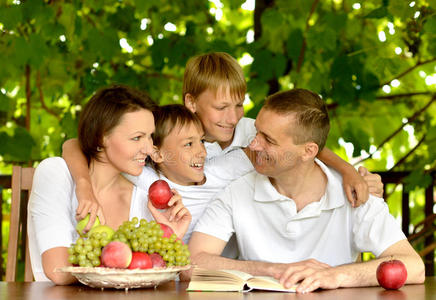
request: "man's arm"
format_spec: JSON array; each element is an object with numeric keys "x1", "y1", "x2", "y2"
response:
[
  {"x1": 187, "y1": 232, "x2": 330, "y2": 280},
  {"x1": 62, "y1": 139, "x2": 105, "y2": 228},
  {"x1": 279, "y1": 239, "x2": 425, "y2": 293}
]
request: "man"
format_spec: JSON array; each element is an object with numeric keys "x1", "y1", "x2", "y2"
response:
[{"x1": 188, "y1": 89, "x2": 425, "y2": 293}]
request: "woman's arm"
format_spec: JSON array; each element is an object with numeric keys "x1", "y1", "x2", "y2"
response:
[
  {"x1": 42, "y1": 248, "x2": 76, "y2": 285},
  {"x1": 62, "y1": 138, "x2": 106, "y2": 228}
]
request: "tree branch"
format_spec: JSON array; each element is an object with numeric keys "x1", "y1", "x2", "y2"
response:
[
  {"x1": 353, "y1": 95, "x2": 436, "y2": 165},
  {"x1": 376, "y1": 92, "x2": 435, "y2": 100},
  {"x1": 36, "y1": 71, "x2": 61, "y2": 120},
  {"x1": 380, "y1": 57, "x2": 436, "y2": 87},
  {"x1": 388, "y1": 134, "x2": 427, "y2": 171},
  {"x1": 296, "y1": 0, "x2": 320, "y2": 73}
]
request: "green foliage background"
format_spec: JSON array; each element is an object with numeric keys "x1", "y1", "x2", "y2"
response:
[{"x1": 0, "y1": 0, "x2": 435, "y2": 277}]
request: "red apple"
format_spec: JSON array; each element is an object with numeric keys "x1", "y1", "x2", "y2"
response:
[
  {"x1": 149, "y1": 253, "x2": 166, "y2": 268},
  {"x1": 149, "y1": 180, "x2": 172, "y2": 209},
  {"x1": 376, "y1": 259, "x2": 407, "y2": 290},
  {"x1": 101, "y1": 241, "x2": 132, "y2": 268},
  {"x1": 159, "y1": 223, "x2": 174, "y2": 238},
  {"x1": 128, "y1": 252, "x2": 153, "y2": 270}
]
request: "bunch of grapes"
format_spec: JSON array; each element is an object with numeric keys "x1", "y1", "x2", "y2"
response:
[
  {"x1": 112, "y1": 217, "x2": 190, "y2": 267},
  {"x1": 68, "y1": 231, "x2": 111, "y2": 267},
  {"x1": 68, "y1": 218, "x2": 190, "y2": 267}
]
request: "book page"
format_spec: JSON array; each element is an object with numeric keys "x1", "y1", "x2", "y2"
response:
[{"x1": 246, "y1": 276, "x2": 297, "y2": 292}]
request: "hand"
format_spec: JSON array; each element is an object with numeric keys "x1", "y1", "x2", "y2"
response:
[
  {"x1": 75, "y1": 178, "x2": 106, "y2": 230},
  {"x1": 342, "y1": 168, "x2": 369, "y2": 208},
  {"x1": 147, "y1": 189, "x2": 192, "y2": 239},
  {"x1": 273, "y1": 259, "x2": 331, "y2": 288},
  {"x1": 358, "y1": 166, "x2": 384, "y2": 198},
  {"x1": 292, "y1": 267, "x2": 343, "y2": 293}
]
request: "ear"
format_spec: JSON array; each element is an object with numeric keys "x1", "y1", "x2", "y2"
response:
[
  {"x1": 184, "y1": 93, "x2": 197, "y2": 113},
  {"x1": 301, "y1": 142, "x2": 319, "y2": 162},
  {"x1": 151, "y1": 146, "x2": 164, "y2": 163}
]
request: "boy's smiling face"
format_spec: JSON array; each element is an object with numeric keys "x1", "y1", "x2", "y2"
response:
[
  {"x1": 157, "y1": 122, "x2": 207, "y2": 186},
  {"x1": 186, "y1": 87, "x2": 244, "y2": 149}
]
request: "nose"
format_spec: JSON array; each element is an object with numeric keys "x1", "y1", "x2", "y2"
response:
[
  {"x1": 141, "y1": 137, "x2": 154, "y2": 156},
  {"x1": 226, "y1": 108, "x2": 239, "y2": 125},
  {"x1": 248, "y1": 134, "x2": 262, "y2": 151},
  {"x1": 196, "y1": 142, "x2": 207, "y2": 159}
]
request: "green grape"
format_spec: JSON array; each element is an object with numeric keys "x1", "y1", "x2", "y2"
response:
[
  {"x1": 92, "y1": 258, "x2": 101, "y2": 267},
  {"x1": 140, "y1": 219, "x2": 147, "y2": 226},
  {"x1": 131, "y1": 240, "x2": 139, "y2": 249},
  {"x1": 169, "y1": 234, "x2": 177, "y2": 242},
  {"x1": 91, "y1": 238, "x2": 100, "y2": 248},
  {"x1": 100, "y1": 232, "x2": 108, "y2": 239},
  {"x1": 68, "y1": 247, "x2": 75, "y2": 255},
  {"x1": 84, "y1": 239, "x2": 92, "y2": 247},
  {"x1": 78, "y1": 259, "x2": 87, "y2": 267},
  {"x1": 93, "y1": 247, "x2": 101, "y2": 257},
  {"x1": 87, "y1": 252, "x2": 96, "y2": 260},
  {"x1": 76, "y1": 238, "x2": 84, "y2": 245},
  {"x1": 68, "y1": 255, "x2": 78, "y2": 264},
  {"x1": 100, "y1": 238, "x2": 110, "y2": 247},
  {"x1": 74, "y1": 244, "x2": 83, "y2": 253},
  {"x1": 155, "y1": 241, "x2": 162, "y2": 250},
  {"x1": 84, "y1": 261, "x2": 93, "y2": 268},
  {"x1": 84, "y1": 245, "x2": 93, "y2": 253},
  {"x1": 163, "y1": 253, "x2": 169, "y2": 261},
  {"x1": 131, "y1": 217, "x2": 138, "y2": 225},
  {"x1": 78, "y1": 254, "x2": 86, "y2": 261}
]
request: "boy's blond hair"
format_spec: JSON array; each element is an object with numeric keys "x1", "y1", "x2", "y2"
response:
[{"x1": 183, "y1": 52, "x2": 246, "y2": 102}]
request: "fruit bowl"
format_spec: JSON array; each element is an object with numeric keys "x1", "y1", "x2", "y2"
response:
[{"x1": 56, "y1": 265, "x2": 191, "y2": 290}]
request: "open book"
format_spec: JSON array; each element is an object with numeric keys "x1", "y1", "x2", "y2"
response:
[{"x1": 187, "y1": 268, "x2": 297, "y2": 292}]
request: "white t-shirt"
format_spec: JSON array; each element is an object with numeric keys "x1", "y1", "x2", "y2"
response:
[
  {"x1": 204, "y1": 117, "x2": 256, "y2": 160},
  {"x1": 124, "y1": 148, "x2": 253, "y2": 244},
  {"x1": 194, "y1": 159, "x2": 406, "y2": 266},
  {"x1": 27, "y1": 157, "x2": 152, "y2": 281}
]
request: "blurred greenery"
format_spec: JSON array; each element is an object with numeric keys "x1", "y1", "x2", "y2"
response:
[{"x1": 0, "y1": 0, "x2": 435, "y2": 279}]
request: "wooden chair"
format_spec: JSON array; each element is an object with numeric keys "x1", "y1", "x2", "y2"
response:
[{"x1": 6, "y1": 166, "x2": 35, "y2": 282}]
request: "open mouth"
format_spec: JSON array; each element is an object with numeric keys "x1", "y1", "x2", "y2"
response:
[{"x1": 190, "y1": 162, "x2": 204, "y2": 170}]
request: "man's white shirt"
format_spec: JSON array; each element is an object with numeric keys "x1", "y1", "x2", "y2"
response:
[{"x1": 193, "y1": 159, "x2": 406, "y2": 266}]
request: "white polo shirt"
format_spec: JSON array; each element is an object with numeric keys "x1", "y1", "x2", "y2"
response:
[
  {"x1": 205, "y1": 117, "x2": 256, "y2": 160},
  {"x1": 28, "y1": 157, "x2": 152, "y2": 281},
  {"x1": 124, "y1": 148, "x2": 253, "y2": 244},
  {"x1": 194, "y1": 159, "x2": 406, "y2": 266}
]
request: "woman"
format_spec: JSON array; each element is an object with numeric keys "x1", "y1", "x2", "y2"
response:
[{"x1": 27, "y1": 85, "x2": 191, "y2": 285}]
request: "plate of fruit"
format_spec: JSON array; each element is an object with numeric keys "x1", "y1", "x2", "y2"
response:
[{"x1": 57, "y1": 217, "x2": 191, "y2": 290}]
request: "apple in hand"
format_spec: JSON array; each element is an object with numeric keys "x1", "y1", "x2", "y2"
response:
[
  {"x1": 149, "y1": 180, "x2": 172, "y2": 209},
  {"x1": 377, "y1": 259, "x2": 407, "y2": 290},
  {"x1": 101, "y1": 241, "x2": 132, "y2": 268},
  {"x1": 76, "y1": 214, "x2": 100, "y2": 237},
  {"x1": 128, "y1": 252, "x2": 153, "y2": 270},
  {"x1": 149, "y1": 253, "x2": 166, "y2": 268}
]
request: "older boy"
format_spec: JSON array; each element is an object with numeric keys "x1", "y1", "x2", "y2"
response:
[{"x1": 189, "y1": 88, "x2": 425, "y2": 293}]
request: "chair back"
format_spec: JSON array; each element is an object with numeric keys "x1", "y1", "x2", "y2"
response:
[{"x1": 6, "y1": 166, "x2": 35, "y2": 282}]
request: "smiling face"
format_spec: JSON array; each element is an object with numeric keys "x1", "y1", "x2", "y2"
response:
[
  {"x1": 185, "y1": 87, "x2": 244, "y2": 149},
  {"x1": 101, "y1": 109, "x2": 155, "y2": 176},
  {"x1": 157, "y1": 122, "x2": 207, "y2": 186},
  {"x1": 248, "y1": 108, "x2": 305, "y2": 178}
]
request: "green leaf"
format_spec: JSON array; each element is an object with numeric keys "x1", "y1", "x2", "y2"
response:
[
  {"x1": 287, "y1": 29, "x2": 303, "y2": 63},
  {"x1": 0, "y1": 5, "x2": 22, "y2": 29},
  {"x1": 0, "y1": 93, "x2": 12, "y2": 112},
  {"x1": 0, "y1": 127, "x2": 35, "y2": 162},
  {"x1": 87, "y1": 28, "x2": 119, "y2": 60},
  {"x1": 364, "y1": 7, "x2": 388, "y2": 19},
  {"x1": 343, "y1": 126, "x2": 371, "y2": 157},
  {"x1": 423, "y1": 15, "x2": 436, "y2": 34},
  {"x1": 403, "y1": 171, "x2": 433, "y2": 191},
  {"x1": 260, "y1": 8, "x2": 283, "y2": 29}
]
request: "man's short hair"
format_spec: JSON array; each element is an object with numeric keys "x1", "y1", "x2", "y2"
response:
[
  {"x1": 263, "y1": 89, "x2": 330, "y2": 152},
  {"x1": 183, "y1": 52, "x2": 246, "y2": 102}
]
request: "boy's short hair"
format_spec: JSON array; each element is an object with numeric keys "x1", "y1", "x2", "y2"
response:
[
  {"x1": 152, "y1": 104, "x2": 203, "y2": 148},
  {"x1": 263, "y1": 89, "x2": 330, "y2": 152},
  {"x1": 183, "y1": 52, "x2": 246, "y2": 102},
  {"x1": 78, "y1": 85, "x2": 157, "y2": 164}
]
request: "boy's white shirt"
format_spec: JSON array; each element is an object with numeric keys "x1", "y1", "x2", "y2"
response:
[
  {"x1": 204, "y1": 117, "x2": 256, "y2": 160},
  {"x1": 27, "y1": 157, "x2": 152, "y2": 281},
  {"x1": 123, "y1": 148, "x2": 253, "y2": 244},
  {"x1": 193, "y1": 159, "x2": 406, "y2": 266}
]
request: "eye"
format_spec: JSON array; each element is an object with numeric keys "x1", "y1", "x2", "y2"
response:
[
  {"x1": 236, "y1": 103, "x2": 243, "y2": 108},
  {"x1": 184, "y1": 142, "x2": 192, "y2": 147},
  {"x1": 215, "y1": 106, "x2": 226, "y2": 111},
  {"x1": 132, "y1": 136, "x2": 141, "y2": 141},
  {"x1": 200, "y1": 138, "x2": 206, "y2": 144}
]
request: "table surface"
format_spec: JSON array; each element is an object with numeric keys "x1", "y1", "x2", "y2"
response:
[{"x1": 2, "y1": 278, "x2": 435, "y2": 300}]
